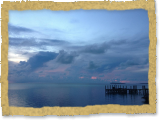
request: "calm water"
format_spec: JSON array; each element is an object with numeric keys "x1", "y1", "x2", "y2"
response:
[{"x1": 8, "y1": 83, "x2": 148, "y2": 108}]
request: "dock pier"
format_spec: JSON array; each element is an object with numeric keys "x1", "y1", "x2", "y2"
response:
[{"x1": 105, "y1": 85, "x2": 148, "y2": 95}]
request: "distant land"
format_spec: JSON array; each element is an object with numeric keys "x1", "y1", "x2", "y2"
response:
[{"x1": 110, "y1": 82, "x2": 125, "y2": 84}]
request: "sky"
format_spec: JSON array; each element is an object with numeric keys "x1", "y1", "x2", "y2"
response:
[{"x1": 8, "y1": 9, "x2": 149, "y2": 84}]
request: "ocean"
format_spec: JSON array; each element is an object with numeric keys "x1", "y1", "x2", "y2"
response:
[{"x1": 8, "y1": 83, "x2": 148, "y2": 108}]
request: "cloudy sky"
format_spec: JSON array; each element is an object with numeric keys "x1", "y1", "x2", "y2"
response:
[{"x1": 8, "y1": 9, "x2": 149, "y2": 84}]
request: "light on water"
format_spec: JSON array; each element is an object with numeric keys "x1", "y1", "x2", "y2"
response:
[{"x1": 8, "y1": 83, "x2": 149, "y2": 108}]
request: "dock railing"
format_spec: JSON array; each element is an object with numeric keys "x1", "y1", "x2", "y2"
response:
[{"x1": 105, "y1": 85, "x2": 148, "y2": 95}]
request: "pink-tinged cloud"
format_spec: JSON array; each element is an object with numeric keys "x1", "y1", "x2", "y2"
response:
[
  {"x1": 45, "y1": 66, "x2": 68, "y2": 73},
  {"x1": 35, "y1": 65, "x2": 69, "y2": 73},
  {"x1": 115, "y1": 80, "x2": 117, "y2": 81},
  {"x1": 39, "y1": 74, "x2": 46, "y2": 77},
  {"x1": 91, "y1": 76, "x2": 97, "y2": 79},
  {"x1": 120, "y1": 80, "x2": 130, "y2": 83},
  {"x1": 79, "y1": 77, "x2": 84, "y2": 79}
]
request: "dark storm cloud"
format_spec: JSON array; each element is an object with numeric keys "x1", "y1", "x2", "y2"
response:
[
  {"x1": 56, "y1": 50, "x2": 79, "y2": 64},
  {"x1": 8, "y1": 24, "x2": 36, "y2": 34},
  {"x1": 63, "y1": 45, "x2": 85, "y2": 52},
  {"x1": 78, "y1": 39, "x2": 128, "y2": 54},
  {"x1": 99, "y1": 75, "x2": 105, "y2": 77},
  {"x1": 131, "y1": 36, "x2": 149, "y2": 50},
  {"x1": 108, "y1": 39, "x2": 127, "y2": 45},
  {"x1": 119, "y1": 60, "x2": 140, "y2": 69},
  {"x1": 9, "y1": 37, "x2": 70, "y2": 48},
  {"x1": 9, "y1": 37, "x2": 32, "y2": 46},
  {"x1": 120, "y1": 60, "x2": 139, "y2": 66},
  {"x1": 86, "y1": 55, "x2": 139, "y2": 73},
  {"x1": 14, "y1": 51, "x2": 58, "y2": 73},
  {"x1": 9, "y1": 60, "x2": 30, "y2": 76},
  {"x1": 85, "y1": 57, "x2": 123, "y2": 73},
  {"x1": 9, "y1": 37, "x2": 45, "y2": 48},
  {"x1": 19, "y1": 61, "x2": 28, "y2": 66},
  {"x1": 96, "y1": 62, "x2": 121, "y2": 73},
  {"x1": 111, "y1": 37, "x2": 149, "y2": 54},
  {"x1": 40, "y1": 38, "x2": 70, "y2": 45},
  {"x1": 82, "y1": 42, "x2": 110, "y2": 54},
  {"x1": 88, "y1": 61, "x2": 98, "y2": 69},
  {"x1": 27, "y1": 51, "x2": 58, "y2": 70},
  {"x1": 127, "y1": 37, "x2": 149, "y2": 49}
]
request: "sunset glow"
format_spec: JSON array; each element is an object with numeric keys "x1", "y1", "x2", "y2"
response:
[
  {"x1": 120, "y1": 80, "x2": 131, "y2": 83},
  {"x1": 91, "y1": 77, "x2": 97, "y2": 79},
  {"x1": 79, "y1": 77, "x2": 84, "y2": 79},
  {"x1": 8, "y1": 9, "x2": 149, "y2": 84}
]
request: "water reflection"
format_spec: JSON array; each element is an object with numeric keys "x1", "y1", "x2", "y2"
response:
[
  {"x1": 105, "y1": 93, "x2": 148, "y2": 105},
  {"x1": 8, "y1": 83, "x2": 148, "y2": 108}
]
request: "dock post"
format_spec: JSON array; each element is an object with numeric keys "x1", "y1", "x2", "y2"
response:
[
  {"x1": 142, "y1": 86, "x2": 145, "y2": 95},
  {"x1": 125, "y1": 89, "x2": 127, "y2": 94},
  {"x1": 136, "y1": 85, "x2": 138, "y2": 94}
]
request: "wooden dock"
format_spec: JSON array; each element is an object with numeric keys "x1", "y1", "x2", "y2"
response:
[{"x1": 105, "y1": 85, "x2": 148, "y2": 95}]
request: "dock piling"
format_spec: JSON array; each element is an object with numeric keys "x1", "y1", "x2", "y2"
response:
[{"x1": 105, "y1": 85, "x2": 148, "y2": 95}]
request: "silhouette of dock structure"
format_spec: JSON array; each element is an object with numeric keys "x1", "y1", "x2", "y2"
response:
[
  {"x1": 142, "y1": 93, "x2": 149, "y2": 104},
  {"x1": 105, "y1": 85, "x2": 148, "y2": 95}
]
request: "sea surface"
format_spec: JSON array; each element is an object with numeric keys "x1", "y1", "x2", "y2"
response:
[{"x1": 8, "y1": 83, "x2": 148, "y2": 108}]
